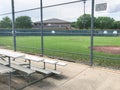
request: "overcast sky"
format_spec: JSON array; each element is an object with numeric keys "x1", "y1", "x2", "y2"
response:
[{"x1": 0, "y1": 0, "x2": 120, "y2": 22}]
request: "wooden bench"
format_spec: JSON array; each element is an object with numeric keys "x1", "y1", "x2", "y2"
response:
[{"x1": 0, "y1": 64, "x2": 13, "y2": 74}]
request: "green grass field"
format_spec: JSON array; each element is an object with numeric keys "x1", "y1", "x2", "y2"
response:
[{"x1": 0, "y1": 36, "x2": 120, "y2": 68}]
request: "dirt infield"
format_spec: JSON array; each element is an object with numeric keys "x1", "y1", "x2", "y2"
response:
[{"x1": 93, "y1": 46, "x2": 120, "y2": 54}]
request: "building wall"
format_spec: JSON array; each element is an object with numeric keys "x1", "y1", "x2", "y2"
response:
[{"x1": 33, "y1": 22, "x2": 71, "y2": 30}]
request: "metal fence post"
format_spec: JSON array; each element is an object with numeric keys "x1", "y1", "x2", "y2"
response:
[
  {"x1": 90, "y1": 0, "x2": 94, "y2": 66},
  {"x1": 40, "y1": 0, "x2": 44, "y2": 56},
  {"x1": 11, "y1": 0, "x2": 16, "y2": 51}
]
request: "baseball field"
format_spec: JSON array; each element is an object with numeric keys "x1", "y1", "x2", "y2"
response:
[{"x1": 0, "y1": 36, "x2": 120, "y2": 68}]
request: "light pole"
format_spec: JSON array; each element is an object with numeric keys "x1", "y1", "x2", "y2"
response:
[{"x1": 83, "y1": 0, "x2": 86, "y2": 29}]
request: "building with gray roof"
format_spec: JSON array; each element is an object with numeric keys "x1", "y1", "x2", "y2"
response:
[{"x1": 33, "y1": 18, "x2": 71, "y2": 30}]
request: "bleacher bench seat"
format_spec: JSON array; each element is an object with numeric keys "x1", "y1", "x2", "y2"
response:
[
  {"x1": 0, "y1": 64, "x2": 13, "y2": 74},
  {"x1": 11, "y1": 63, "x2": 35, "y2": 75}
]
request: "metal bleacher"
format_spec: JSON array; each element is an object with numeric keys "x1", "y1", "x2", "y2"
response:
[
  {"x1": 0, "y1": 64, "x2": 13, "y2": 74},
  {"x1": 0, "y1": 49, "x2": 67, "y2": 75}
]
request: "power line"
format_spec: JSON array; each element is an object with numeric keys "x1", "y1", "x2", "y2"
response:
[
  {"x1": 44, "y1": 0, "x2": 83, "y2": 8},
  {"x1": 0, "y1": 0, "x2": 85, "y2": 16}
]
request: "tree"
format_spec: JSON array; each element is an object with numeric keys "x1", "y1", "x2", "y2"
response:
[
  {"x1": 0, "y1": 17, "x2": 12, "y2": 28},
  {"x1": 76, "y1": 14, "x2": 95, "y2": 29},
  {"x1": 16, "y1": 16, "x2": 32, "y2": 28},
  {"x1": 112, "y1": 21, "x2": 120, "y2": 29},
  {"x1": 71, "y1": 22, "x2": 78, "y2": 28},
  {"x1": 95, "y1": 16, "x2": 114, "y2": 29}
]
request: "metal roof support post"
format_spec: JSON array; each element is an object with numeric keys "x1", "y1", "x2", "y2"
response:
[
  {"x1": 40, "y1": 0, "x2": 44, "y2": 56},
  {"x1": 90, "y1": 0, "x2": 94, "y2": 66},
  {"x1": 11, "y1": 0, "x2": 16, "y2": 51}
]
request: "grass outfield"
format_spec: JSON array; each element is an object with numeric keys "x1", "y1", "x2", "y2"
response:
[{"x1": 0, "y1": 36, "x2": 120, "y2": 68}]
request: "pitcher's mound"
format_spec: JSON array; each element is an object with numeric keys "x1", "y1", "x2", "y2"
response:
[{"x1": 93, "y1": 46, "x2": 120, "y2": 54}]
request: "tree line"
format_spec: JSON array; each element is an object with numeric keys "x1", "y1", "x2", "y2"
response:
[
  {"x1": 72, "y1": 14, "x2": 120, "y2": 29},
  {"x1": 0, "y1": 14, "x2": 120, "y2": 29},
  {"x1": 0, "y1": 16, "x2": 32, "y2": 29}
]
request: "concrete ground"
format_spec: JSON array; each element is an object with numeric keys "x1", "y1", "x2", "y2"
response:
[
  {"x1": 0, "y1": 57, "x2": 120, "y2": 90},
  {"x1": 22, "y1": 60, "x2": 120, "y2": 90}
]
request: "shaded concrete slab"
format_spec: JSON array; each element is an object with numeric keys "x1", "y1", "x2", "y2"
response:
[
  {"x1": 55, "y1": 67, "x2": 120, "y2": 90},
  {"x1": 23, "y1": 61, "x2": 120, "y2": 90}
]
